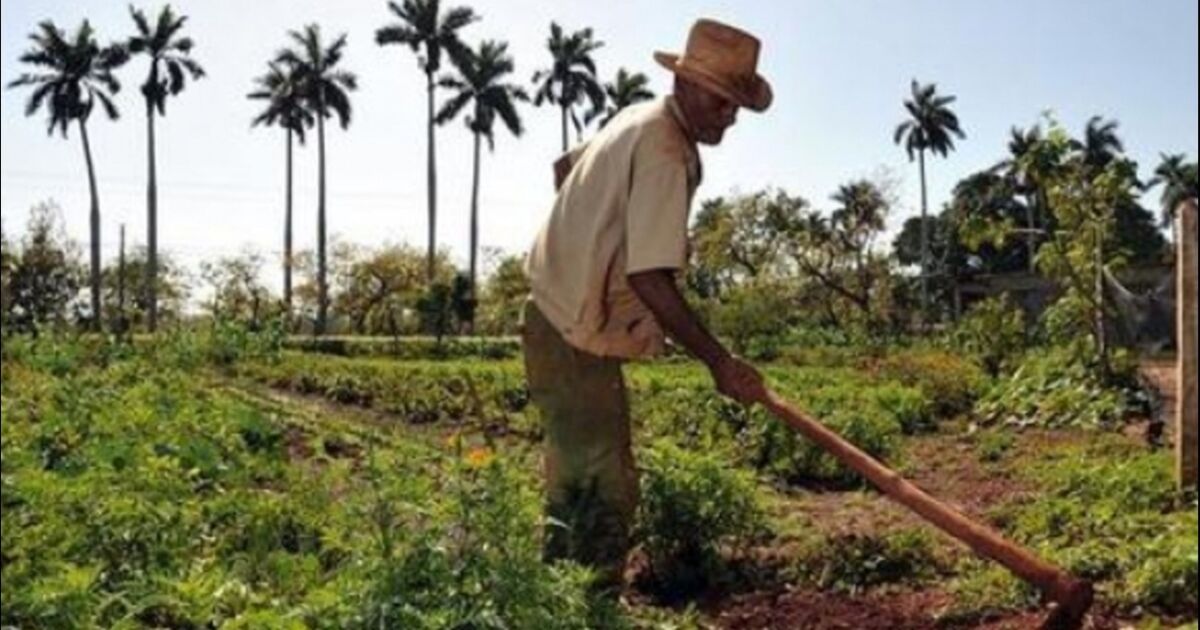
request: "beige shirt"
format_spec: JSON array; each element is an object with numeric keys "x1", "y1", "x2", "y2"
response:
[{"x1": 526, "y1": 96, "x2": 702, "y2": 359}]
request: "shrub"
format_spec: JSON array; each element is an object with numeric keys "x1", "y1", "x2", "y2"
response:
[
  {"x1": 240, "y1": 354, "x2": 533, "y2": 431},
  {"x1": 972, "y1": 429, "x2": 1016, "y2": 464},
  {"x1": 992, "y1": 444, "x2": 1197, "y2": 618},
  {"x1": 976, "y1": 346, "x2": 1146, "y2": 430},
  {"x1": 636, "y1": 441, "x2": 769, "y2": 596},
  {"x1": 949, "y1": 296, "x2": 1028, "y2": 377},
  {"x1": 633, "y1": 366, "x2": 917, "y2": 487},
  {"x1": 796, "y1": 530, "x2": 943, "y2": 594},
  {"x1": 359, "y1": 450, "x2": 603, "y2": 630},
  {"x1": 870, "y1": 349, "x2": 987, "y2": 422},
  {"x1": 1, "y1": 339, "x2": 626, "y2": 629},
  {"x1": 287, "y1": 336, "x2": 521, "y2": 361}
]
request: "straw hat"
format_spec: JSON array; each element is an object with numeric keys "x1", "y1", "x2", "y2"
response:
[{"x1": 654, "y1": 19, "x2": 773, "y2": 113}]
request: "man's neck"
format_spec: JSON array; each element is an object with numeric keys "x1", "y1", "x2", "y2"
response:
[{"x1": 667, "y1": 95, "x2": 700, "y2": 147}]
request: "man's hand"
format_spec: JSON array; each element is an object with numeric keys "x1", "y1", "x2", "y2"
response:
[{"x1": 711, "y1": 355, "x2": 768, "y2": 407}]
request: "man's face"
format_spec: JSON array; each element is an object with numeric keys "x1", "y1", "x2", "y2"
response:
[{"x1": 675, "y1": 77, "x2": 740, "y2": 146}]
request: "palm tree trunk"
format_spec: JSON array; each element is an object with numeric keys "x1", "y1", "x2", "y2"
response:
[
  {"x1": 561, "y1": 104, "x2": 569, "y2": 153},
  {"x1": 118, "y1": 224, "x2": 126, "y2": 335},
  {"x1": 79, "y1": 119, "x2": 103, "y2": 333},
  {"x1": 468, "y1": 130, "x2": 482, "y2": 334},
  {"x1": 426, "y1": 71, "x2": 438, "y2": 284},
  {"x1": 918, "y1": 148, "x2": 930, "y2": 324},
  {"x1": 284, "y1": 127, "x2": 294, "y2": 325},
  {"x1": 146, "y1": 102, "x2": 159, "y2": 333},
  {"x1": 316, "y1": 111, "x2": 328, "y2": 336},
  {"x1": 1025, "y1": 194, "x2": 1038, "y2": 273}
]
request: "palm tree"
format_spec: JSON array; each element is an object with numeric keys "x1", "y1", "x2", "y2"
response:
[
  {"x1": 894, "y1": 79, "x2": 966, "y2": 318},
  {"x1": 996, "y1": 125, "x2": 1049, "y2": 272},
  {"x1": 1079, "y1": 116, "x2": 1125, "y2": 175},
  {"x1": 249, "y1": 60, "x2": 314, "y2": 323},
  {"x1": 277, "y1": 25, "x2": 358, "y2": 335},
  {"x1": 7, "y1": 21, "x2": 128, "y2": 332},
  {"x1": 532, "y1": 23, "x2": 605, "y2": 153},
  {"x1": 587, "y1": 68, "x2": 654, "y2": 128},
  {"x1": 128, "y1": 5, "x2": 205, "y2": 333},
  {"x1": 437, "y1": 40, "x2": 527, "y2": 330},
  {"x1": 1149, "y1": 153, "x2": 1198, "y2": 229},
  {"x1": 376, "y1": 0, "x2": 478, "y2": 284}
]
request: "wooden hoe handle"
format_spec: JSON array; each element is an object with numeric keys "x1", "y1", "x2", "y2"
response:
[{"x1": 762, "y1": 390, "x2": 1095, "y2": 630}]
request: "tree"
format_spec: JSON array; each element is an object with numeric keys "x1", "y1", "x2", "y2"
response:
[
  {"x1": 334, "y1": 243, "x2": 426, "y2": 335},
  {"x1": 993, "y1": 125, "x2": 1060, "y2": 272},
  {"x1": 8, "y1": 20, "x2": 128, "y2": 332},
  {"x1": 688, "y1": 193, "x2": 794, "y2": 298},
  {"x1": 1, "y1": 224, "x2": 15, "y2": 333},
  {"x1": 945, "y1": 171, "x2": 1031, "y2": 275},
  {"x1": 587, "y1": 68, "x2": 653, "y2": 128},
  {"x1": 250, "y1": 60, "x2": 314, "y2": 324},
  {"x1": 532, "y1": 22, "x2": 605, "y2": 153},
  {"x1": 1149, "y1": 153, "x2": 1199, "y2": 228},
  {"x1": 437, "y1": 40, "x2": 528, "y2": 330},
  {"x1": 1079, "y1": 116, "x2": 1125, "y2": 176},
  {"x1": 417, "y1": 272, "x2": 473, "y2": 344},
  {"x1": 6, "y1": 203, "x2": 85, "y2": 335},
  {"x1": 893, "y1": 80, "x2": 966, "y2": 318},
  {"x1": 102, "y1": 246, "x2": 189, "y2": 330},
  {"x1": 377, "y1": 0, "x2": 478, "y2": 283},
  {"x1": 787, "y1": 182, "x2": 897, "y2": 333},
  {"x1": 127, "y1": 5, "x2": 205, "y2": 333},
  {"x1": 200, "y1": 250, "x2": 275, "y2": 327},
  {"x1": 277, "y1": 25, "x2": 358, "y2": 336},
  {"x1": 476, "y1": 253, "x2": 530, "y2": 335}
]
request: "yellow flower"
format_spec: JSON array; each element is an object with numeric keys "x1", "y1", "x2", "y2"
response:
[{"x1": 466, "y1": 447, "x2": 494, "y2": 469}]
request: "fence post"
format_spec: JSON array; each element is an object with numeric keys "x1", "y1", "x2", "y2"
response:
[{"x1": 1178, "y1": 200, "x2": 1198, "y2": 492}]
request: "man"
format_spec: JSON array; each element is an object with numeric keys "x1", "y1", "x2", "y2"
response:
[{"x1": 523, "y1": 18, "x2": 773, "y2": 590}]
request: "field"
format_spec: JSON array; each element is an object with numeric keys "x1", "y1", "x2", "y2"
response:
[{"x1": 2, "y1": 331, "x2": 1196, "y2": 630}]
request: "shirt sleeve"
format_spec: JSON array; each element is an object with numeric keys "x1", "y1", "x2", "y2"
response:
[{"x1": 625, "y1": 137, "x2": 692, "y2": 275}]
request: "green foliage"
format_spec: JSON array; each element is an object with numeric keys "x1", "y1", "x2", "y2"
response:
[
  {"x1": 796, "y1": 530, "x2": 943, "y2": 595},
  {"x1": 1, "y1": 338, "x2": 622, "y2": 629},
  {"x1": 950, "y1": 296, "x2": 1028, "y2": 377},
  {"x1": 5, "y1": 203, "x2": 84, "y2": 335},
  {"x1": 241, "y1": 353, "x2": 533, "y2": 429},
  {"x1": 634, "y1": 366, "x2": 922, "y2": 486},
  {"x1": 702, "y1": 280, "x2": 795, "y2": 360},
  {"x1": 200, "y1": 251, "x2": 279, "y2": 327},
  {"x1": 636, "y1": 441, "x2": 769, "y2": 595},
  {"x1": 360, "y1": 448, "x2": 604, "y2": 630},
  {"x1": 976, "y1": 346, "x2": 1145, "y2": 429},
  {"x1": 476, "y1": 254, "x2": 531, "y2": 336},
  {"x1": 287, "y1": 335, "x2": 520, "y2": 361},
  {"x1": 972, "y1": 429, "x2": 1016, "y2": 464},
  {"x1": 869, "y1": 349, "x2": 987, "y2": 421},
  {"x1": 986, "y1": 443, "x2": 1196, "y2": 618},
  {"x1": 206, "y1": 318, "x2": 286, "y2": 367}
]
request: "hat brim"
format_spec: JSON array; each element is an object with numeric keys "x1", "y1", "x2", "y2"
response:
[{"x1": 654, "y1": 51, "x2": 773, "y2": 113}]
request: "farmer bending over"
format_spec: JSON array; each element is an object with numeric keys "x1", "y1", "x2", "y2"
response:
[{"x1": 522, "y1": 18, "x2": 774, "y2": 592}]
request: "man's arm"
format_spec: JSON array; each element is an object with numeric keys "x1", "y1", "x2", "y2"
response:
[{"x1": 628, "y1": 269, "x2": 767, "y2": 406}]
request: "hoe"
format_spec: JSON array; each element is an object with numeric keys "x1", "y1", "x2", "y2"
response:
[{"x1": 762, "y1": 390, "x2": 1095, "y2": 630}]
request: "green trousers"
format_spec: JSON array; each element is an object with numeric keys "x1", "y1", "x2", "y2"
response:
[{"x1": 521, "y1": 300, "x2": 638, "y2": 590}]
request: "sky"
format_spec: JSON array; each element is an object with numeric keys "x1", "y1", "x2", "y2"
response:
[{"x1": 1, "y1": 0, "x2": 1197, "y2": 291}]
